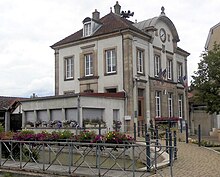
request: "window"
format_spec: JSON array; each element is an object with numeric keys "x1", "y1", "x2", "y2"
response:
[
  {"x1": 177, "y1": 63, "x2": 183, "y2": 82},
  {"x1": 113, "y1": 109, "x2": 119, "y2": 121},
  {"x1": 168, "y1": 93, "x2": 173, "y2": 117},
  {"x1": 154, "y1": 55, "x2": 161, "y2": 76},
  {"x1": 106, "y1": 49, "x2": 116, "y2": 73},
  {"x1": 137, "y1": 49, "x2": 144, "y2": 74},
  {"x1": 167, "y1": 59, "x2": 173, "y2": 80},
  {"x1": 84, "y1": 22, "x2": 91, "y2": 37},
  {"x1": 105, "y1": 88, "x2": 117, "y2": 93},
  {"x1": 85, "y1": 54, "x2": 93, "y2": 76},
  {"x1": 65, "y1": 57, "x2": 74, "y2": 79},
  {"x1": 155, "y1": 91, "x2": 161, "y2": 117},
  {"x1": 178, "y1": 94, "x2": 183, "y2": 118}
]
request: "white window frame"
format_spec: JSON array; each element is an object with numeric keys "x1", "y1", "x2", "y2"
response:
[
  {"x1": 65, "y1": 57, "x2": 74, "y2": 79},
  {"x1": 137, "y1": 49, "x2": 144, "y2": 74},
  {"x1": 178, "y1": 94, "x2": 183, "y2": 118},
  {"x1": 155, "y1": 91, "x2": 161, "y2": 118},
  {"x1": 177, "y1": 63, "x2": 183, "y2": 82},
  {"x1": 168, "y1": 93, "x2": 173, "y2": 117},
  {"x1": 106, "y1": 49, "x2": 116, "y2": 73},
  {"x1": 85, "y1": 54, "x2": 93, "y2": 76},
  {"x1": 154, "y1": 55, "x2": 161, "y2": 76},
  {"x1": 167, "y1": 59, "x2": 173, "y2": 80},
  {"x1": 84, "y1": 22, "x2": 91, "y2": 37}
]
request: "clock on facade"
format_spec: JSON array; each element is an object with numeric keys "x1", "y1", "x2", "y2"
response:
[{"x1": 159, "y1": 28, "x2": 166, "y2": 42}]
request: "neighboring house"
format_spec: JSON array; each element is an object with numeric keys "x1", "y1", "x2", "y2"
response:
[
  {"x1": 205, "y1": 22, "x2": 220, "y2": 50},
  {"x1": 189, "y1": 22, "x2": 220, "y2": 136},
  {"x1": 21, "y1": 2, "x2": 189, "y2": 135},
  {"x1": 0, "y1": 96, "x2": 22, "y2": 132}
]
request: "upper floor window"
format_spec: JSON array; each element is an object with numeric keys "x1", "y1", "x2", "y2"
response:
[
  {"x1": 106, "y1": 49, "x2": 116, "y2": 74},
  {"x1": 137, "y1": 49, "x2": 144, "y2": 74},
  {"x1": 167, "y1": 59, "x2": 173, "y2": 80},
  {"x1": 178, "y1": 94, "x2": 183, "y2": 118},
  {"x1": 168, "y1": 93, "x2": 173, "y2": 117},
  {"x1": 85, "y1": 54, "x2": 93, "y2": 76},
  {"x1": 154, "y1": 55, "x2": 161, "y2": 76},
  {"x1": 155, "y1": 91, "x2": 161, "y2": 118},
  {"x1": 64, "y1": 57, "x2": 74, "y2": 80},
  {"x1": 84, "y1": 22, "x2": 91, "y2": 37},
  {"x1": 177, "y1": 62, "x2": 183, "y2": 82}
]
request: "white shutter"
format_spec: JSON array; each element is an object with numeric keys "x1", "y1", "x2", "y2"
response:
[
  {"x1": 26, "y1": 111, "x2": 35, "y2": 122},
  {"x1": 51, "y1": 109, "x2": 62, "y2": 121},
  {"x1": 66, "y1": 108, "x2": 78, "y2": 121},
  {"x1": 37, "y1": 110, "x2": 48, "y2": 122},
  {"x1": 82, "y1": 108, "x2": 103, "y2": 120}
]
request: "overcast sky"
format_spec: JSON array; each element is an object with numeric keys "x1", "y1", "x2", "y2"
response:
[{"x1": 0, "y1": 0, "x2": 219, "y2": 97}]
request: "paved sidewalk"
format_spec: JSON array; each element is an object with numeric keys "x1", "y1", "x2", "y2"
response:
[{"x1": 151, "y1": 142, "x2": 220, "y2": 177}]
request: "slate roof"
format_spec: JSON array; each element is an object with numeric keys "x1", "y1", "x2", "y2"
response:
[
  {"x1": 51, "y1": 12, "x2": 148, "y2": 48},
  {"x1": 0, "y1": 96, "x2": 23, "y2": 111}
]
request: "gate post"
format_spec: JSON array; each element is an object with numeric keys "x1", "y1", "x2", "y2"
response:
[
  {"x1": 165, "y1": 129, "x2": 169, "y2": 153},
  {"x1": 168, "y1": 131, "x2": 173, "y2": 166},
  {"x1": 146, "y1": 133, "x2": 151, "y2": 172},
  {"x1": 186, "y1": 122, "x2": 189, "y2": 143},
  {"x1": 198, "y1": 124, "x2": 201, "y2": 147},
  {"x1": 173, "y1": 130, "x2": 177, "y2": 160},
  {"x1": 134, "y1": 123, "x2": 137, "y2": 141}
]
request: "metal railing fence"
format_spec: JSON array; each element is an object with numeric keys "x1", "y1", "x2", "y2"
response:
[{"x1": 0, "y1": 139, "x2": 175, "y2": 177}]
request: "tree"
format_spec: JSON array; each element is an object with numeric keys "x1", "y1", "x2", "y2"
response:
[{"x1": 191, "y1": 43, "x2": 220, "y2": 114}]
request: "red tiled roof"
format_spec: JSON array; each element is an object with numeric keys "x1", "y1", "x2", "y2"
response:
[
  {"x1": 51, "y1": 12, "x2": 147, "y2": 48},
  {"x1": 0, "y1": 96, "x2": 23, "y2": 111}
]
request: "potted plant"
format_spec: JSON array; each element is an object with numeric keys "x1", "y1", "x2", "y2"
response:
[
  {"x1": 83, "y1": 119, "x2": 91, "y2": 127},
  {"x1": 26, "y1": 121, "x2": 34, "y2": 128}
]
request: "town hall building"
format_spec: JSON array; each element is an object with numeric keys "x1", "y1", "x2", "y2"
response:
[{"x1": 21, "y1": 2, "x2": 189, "y2": 135}]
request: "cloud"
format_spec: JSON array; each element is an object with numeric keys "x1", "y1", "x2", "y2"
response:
[{"x1": 1, "y1": 0, "x2": 220, "y2": 97}]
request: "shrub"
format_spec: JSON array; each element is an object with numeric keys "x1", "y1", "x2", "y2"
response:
[
  {"x1": 104, "y1": 131, "x2": 133, "y2": 144},
  {"x1": 76, "y1": 130, "x2": 96, "y2": 142},
  {"x1": 0, "y1": 123, "x2": 4, "y2": 133},
  {"x1": 58, "y1": 130, "x2": 73, "y2": 139}
]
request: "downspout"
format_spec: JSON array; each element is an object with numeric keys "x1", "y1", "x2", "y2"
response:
[
  {"x1": 120, "y1": 30, "x2": 128, "y2": 116},
  {"x1": 120, "y1": 29, "x2": 128, "y2": 132}
]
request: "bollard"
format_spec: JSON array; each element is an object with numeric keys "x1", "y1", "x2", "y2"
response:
[
  {"x1": 186, "y1": 123, "x2": 189, "y2": 143},
  {"x1": 134, "y1": 123, "x2": 137, "y2": 141},
  {"x1": 166, "y1": 129, "x2": 169, "y2": 153},
  {"x1": 168, "y1": 131, "x2": 173, "y2": 166},
  {"x1": 173, "y1": 131, "x2": 177, "y2": 160},
  {"x1": 146, "y1": 133, "x2": 151, "y2": 172},
  {"x1": 198, "y1": 124, "x2": 201, "y2": 147}
]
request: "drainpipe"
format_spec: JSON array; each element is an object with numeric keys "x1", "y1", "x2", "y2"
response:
[{"x1": 120, "y1": 30, "x2": 128, "y2": 131}]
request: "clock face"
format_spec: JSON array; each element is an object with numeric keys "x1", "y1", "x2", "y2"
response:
[{"x1": 159, "y1": 28, "x2": 166, "y2": 42}]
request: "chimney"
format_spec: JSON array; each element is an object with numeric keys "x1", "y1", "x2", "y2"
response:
[
  {"x1": 114, "y1": 1, "x2": 121, "y2": 15},
  {"x1": 92, "y1": 9, "x2": 100, "y2": 20}
]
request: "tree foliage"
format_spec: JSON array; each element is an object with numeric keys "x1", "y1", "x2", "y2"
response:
[{"x1": 191, "y1": 43, "x2": 220, "y2": 114}]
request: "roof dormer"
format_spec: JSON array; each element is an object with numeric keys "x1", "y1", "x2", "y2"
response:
[{"x1": 83, "y1": 9, "x2": 101, "y2": 37}]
